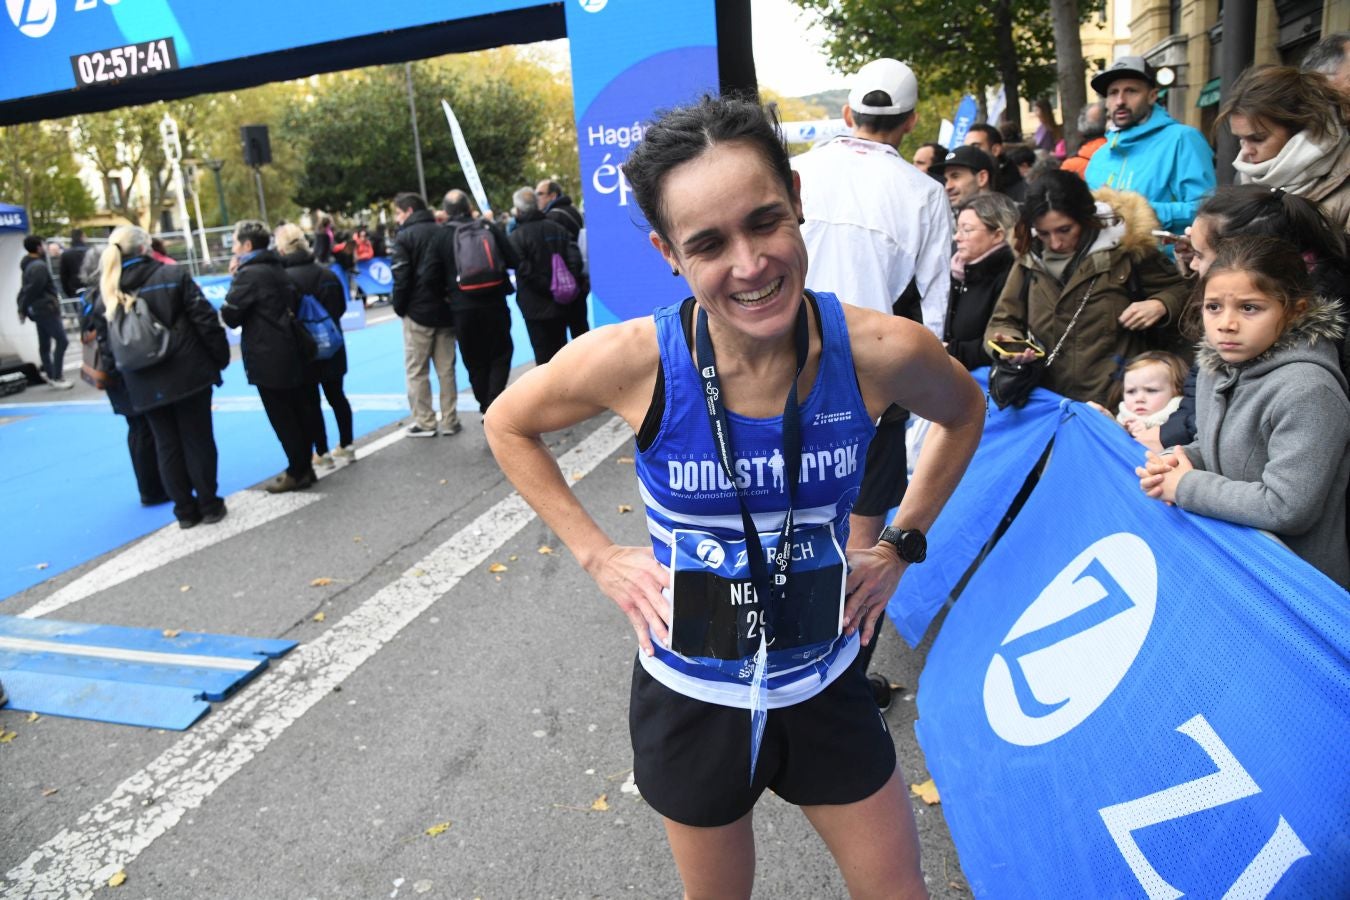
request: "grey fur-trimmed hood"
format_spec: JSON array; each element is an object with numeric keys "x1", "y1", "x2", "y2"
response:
[{"x1": 1196, "y1": 293, "x2": 1347, "y2": 386}]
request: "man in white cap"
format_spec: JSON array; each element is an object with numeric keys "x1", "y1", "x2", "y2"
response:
[
  {"x1": 1085, "y1": 55, "x2": 1215, "y2": 236},
  {"x1": 791, "y1": 57, "x2": 952, "y2": 708}
]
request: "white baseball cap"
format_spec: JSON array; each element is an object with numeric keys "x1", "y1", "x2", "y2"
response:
[{"x1": 848, "y1": 58, "x2": 918, "y2": 115}]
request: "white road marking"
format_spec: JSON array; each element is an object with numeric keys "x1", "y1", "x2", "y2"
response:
[
  {"x1": 0, "y1": 637, "x2": 258, "y2": 671},
  {"x1": 18, "y1": 491, "x2": 322, "y2": 620},
  {"x1": 1, "y1": 415, "x2": 634, "y2": 899},
  {"x1": 19, "y1": 429, "x2": 408, "y2": 620}
]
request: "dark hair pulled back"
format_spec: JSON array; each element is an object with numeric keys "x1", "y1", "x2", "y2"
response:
[
  {"x1": 623, "y1": 94, "x2": 794, "y2": 242},
  {"x1": 1196, "y1": 184, "x2": 1347, "y2": 263}
]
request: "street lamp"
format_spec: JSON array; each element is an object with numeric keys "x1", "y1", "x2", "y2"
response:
[{"x1": 203, "y1": 158, "x2": 228, "y2": 227}]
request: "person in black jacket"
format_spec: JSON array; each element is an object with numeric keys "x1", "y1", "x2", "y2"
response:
[
  {"x1": 221, "y1": 220, "x2": 318, "y2": 492},
  {"x1": 536, "y1": 179, "x2": 590, "y2": 342},
  {"x1": 17, "y1": 235, "x2": 73, "y2": 389},
  {"x1": 508, "y1": 187, "x2": 583, "y2": 366},
  {"x1": 442, "y1": 189, "x2": 519, "y2": 413},
  {"x1": 90, "y1": 226, "x2": 231, "y2": 527},
  {"x1": 944, "y1": 193, "x2": 1019, "y2": 370},
  {"x1": 391, "y1": 192, "x2": 461, "y2": 437},
  {"x1": 59, "y1": 228, "x2": 89, "y2": 299},
  {"x1": 276, "y1": 223, "x2": 355, "y2": 463},
  {"x1": 78, "y1": 247, "x2": 168, "y2": 507}
]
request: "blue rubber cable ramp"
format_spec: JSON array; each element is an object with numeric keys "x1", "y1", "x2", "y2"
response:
[{"x1": 0, "y1": 614, "x2": 297, "y2": 729}]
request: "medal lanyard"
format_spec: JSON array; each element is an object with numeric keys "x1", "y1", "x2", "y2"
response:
[{"x1": 694, "y1": 300, "x2": 809, "y2": 658}]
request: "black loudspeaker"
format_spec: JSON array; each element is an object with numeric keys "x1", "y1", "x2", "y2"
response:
[{"x1": 240, "y1": 125, "x2": 272, "y2": 167}]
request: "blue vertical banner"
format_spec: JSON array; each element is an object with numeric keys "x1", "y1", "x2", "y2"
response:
[
  {"x1": 565, "y1": 0, "x2": 720, "y2": 325},
  {"x1": 915, "y1": 405, "x2": 1350, "y2": 898},
  {"x1": 949, "y1": 94, "x2": 979, "y2": 149}
]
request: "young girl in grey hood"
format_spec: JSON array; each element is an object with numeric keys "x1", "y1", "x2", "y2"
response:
[{"x1": 1138, "y1": 236, "x2": 1349, "y2": 587}]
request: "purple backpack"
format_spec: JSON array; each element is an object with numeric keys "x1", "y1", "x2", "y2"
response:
[{"x1": 549, "y1": 251, "x2": 579, "y2": 304}]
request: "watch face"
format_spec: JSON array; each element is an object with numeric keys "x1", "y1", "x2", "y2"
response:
[{"x1": 885, "y1": 528, "x2": 926, "y2": 563}]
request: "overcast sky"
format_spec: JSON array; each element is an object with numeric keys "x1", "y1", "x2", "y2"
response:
[{"x1": 749, "y1": 0, "x2": 852, "y2": 97}]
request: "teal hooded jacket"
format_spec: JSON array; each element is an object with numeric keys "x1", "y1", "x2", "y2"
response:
[{"x1": 1085, "y1": 105, "x2": 1215, "y2": 235}]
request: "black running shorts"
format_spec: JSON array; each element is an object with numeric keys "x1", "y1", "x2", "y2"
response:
[
  {"x1": 628, "y1": 661, "x2": 897, "y2": 827},
  {"x1": 853, "y1": 407, "x2": 909, "y2": 517}
]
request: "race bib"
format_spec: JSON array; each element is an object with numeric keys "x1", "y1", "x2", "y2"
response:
[{"x1": 669, "y1": 524, "x2": 845, "y2": 660}]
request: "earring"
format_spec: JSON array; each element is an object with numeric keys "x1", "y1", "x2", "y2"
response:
[{"x1": 671, "y1": 267, "x2": 680, "y2": 276}]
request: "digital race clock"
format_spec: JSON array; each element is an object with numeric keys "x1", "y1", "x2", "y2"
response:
[{"x1": 70, "y1": 37, "x2": 179, "y2": 88}]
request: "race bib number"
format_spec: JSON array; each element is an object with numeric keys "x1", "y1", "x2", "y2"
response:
[{"x1": 669, "y1": 525, "x2": 845, "y2": 660}]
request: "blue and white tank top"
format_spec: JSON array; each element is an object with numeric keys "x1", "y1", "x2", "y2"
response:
[{"x1": 634, "y1": 291, "x2": 876, "y2": 708}]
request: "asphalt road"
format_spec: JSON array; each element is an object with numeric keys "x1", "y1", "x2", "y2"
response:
[{"x1": 1, "y1": 380, "x2": 968, "y2": 898}]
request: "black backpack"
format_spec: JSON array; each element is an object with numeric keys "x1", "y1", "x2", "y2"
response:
[
  {"x1": 106, "y1": 294, "x2": 171, "y2": 372},
  {"x1": 452, "y1": 219, "x2": 508, "y2": 292}
]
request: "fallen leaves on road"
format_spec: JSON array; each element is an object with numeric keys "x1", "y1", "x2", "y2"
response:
[
  {"x1": 488, "y1": 563, "x2": 508, "y2": 573},
  {"x1": 312, "y1": 612, "x2": 326, "y2": 622},
  {"x1": 310, "y1": 577, "x2": 334, "y2": 587},
  {"x1": 617, "y1": 504, "x2": 633, "y2": 513},
  {"x1": 411, "y1": 568, "x2": 427, "y2": 577},
  {"x1": 910, "y1": 779, "x2": 940, "y2": 805},
  {"x1": 615, "y1": 456, "x2": 634, "y2": 465},
  {"x1": 108, "y1": 870, "x2": 126, "y2": 887},
  {"x1": 42, "y1": 787, "x2": 58, "y2": 797},
  {"x1": 179, "y1": 585, "x2": 191, "y2": 592},
  {"x1": 0, "y1": 730, "x2": 16, "y2": 744},
  {"x1": 353, "y1": 536, "x2": 363, "y2": 543},
  {"x1": 591, "y1": 793, "x2": 610, "y2": 812},
  {"x1": 538, "y1": 546, "x2": 554, "y2": 555},
  {"x1": 508, "y1": 554, "x2": 518, "y2": 561},
  {"x1": 424, "y1": 821, "x2": 451, "y2": 837},
  {"x1": 439, "y1": 479, "x2": 448, "y2": 485},
  {"x1": 161, "y1": 629, "x2": 180, "y2": 638},
  {"x1": 26, "y1": 712, "x2": 39, "y2": 723}
]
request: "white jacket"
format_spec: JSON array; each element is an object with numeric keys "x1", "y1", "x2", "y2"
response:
[{"x1": 793, "y1": 135, "x2": 953, "y2": 337}]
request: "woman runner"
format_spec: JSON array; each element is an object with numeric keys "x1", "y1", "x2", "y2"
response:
[{"x1": 485, "y1": 95, "x2": 984, "y2": 899}]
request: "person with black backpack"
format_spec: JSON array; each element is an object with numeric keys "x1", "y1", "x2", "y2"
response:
[
  {"x1": 442, "y1": 189, "x2": 519, "y2": 413},
  {"x1": 276, "y1": 223, "x2": 355, "y2": 465},
  {"x1": 507, "y1": 186, "x2": 584, "y2": 366},
  {"x1": 89, "y1": 226, "x2": 231, "y2": 528},
  {"x1": 221, "y1": 220, "x2": 320, "y2": 493}
]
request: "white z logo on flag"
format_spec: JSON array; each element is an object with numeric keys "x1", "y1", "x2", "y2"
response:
[{"x1": 1099, "y1": 714, "x2": 1310, "y2": 899}]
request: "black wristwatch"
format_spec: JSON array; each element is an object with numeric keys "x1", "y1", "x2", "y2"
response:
[{"x1": 879, "y1": 526, "x2": 927, "y2": 564}]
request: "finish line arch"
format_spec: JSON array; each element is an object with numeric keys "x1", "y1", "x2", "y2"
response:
[{"x1": 0, "y1": 0, "x2": 755, "y2": 325}]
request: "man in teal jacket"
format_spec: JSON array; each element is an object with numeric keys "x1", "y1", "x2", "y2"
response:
[{"x1": 1085, "y1": 56, "x2": 1215, "y2": 235}]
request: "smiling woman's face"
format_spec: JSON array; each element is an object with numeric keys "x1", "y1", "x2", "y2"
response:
[{"x1": 651, "y1": 141, "x2": 807, "y2": 345}]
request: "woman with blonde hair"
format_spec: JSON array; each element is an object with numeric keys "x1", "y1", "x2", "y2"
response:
[
  {"x1": 275, "y1": 222, "x2": 355, "y2": 463},
  {"x1": 89, "y1": 225, "x2": 231, "y2": 527},
  {"x1": 1220, "y1": 64, "x2": 1350, "y2": 231}
]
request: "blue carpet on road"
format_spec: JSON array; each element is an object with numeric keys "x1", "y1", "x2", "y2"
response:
[{"x1": 1, "y1": 309, "x2": 540, "y2": 602}]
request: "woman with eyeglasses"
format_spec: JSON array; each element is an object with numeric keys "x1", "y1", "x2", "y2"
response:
[
  {"x1": 945, "y1": 193, "x2": 1020, "y2": 370},
  {"x1": 985, "y1": 170, "x2": 1190, "y2": 405}
]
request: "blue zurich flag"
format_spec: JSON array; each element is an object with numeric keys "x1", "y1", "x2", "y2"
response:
[{"x1": 916, "y1": 404, "x2": 1350, "y2": 898}]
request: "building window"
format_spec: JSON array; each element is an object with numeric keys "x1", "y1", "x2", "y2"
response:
[{"x1": 1169, "y1": 0, "x2": 1182, "y2": 35}]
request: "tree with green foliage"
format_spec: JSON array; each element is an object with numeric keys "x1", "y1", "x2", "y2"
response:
[
  {"x1": 790, "y1": 0, "x2": 1093, "y2": 140},
  {"x1": 0, "y1": 122, "x2": 95, "y2": 234},
  {"x1": 284, "y1": 54, "x2": 558, "y2": 217},
  {"x1": 186, "y1": 81, "x2": 308, "y2": 228}
]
